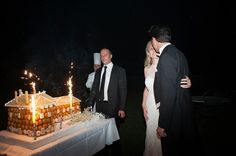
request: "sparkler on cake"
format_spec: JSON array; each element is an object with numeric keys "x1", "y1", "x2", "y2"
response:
[
  {"x1": 5, "y1": 90, "x2": 81, "y2": 137},
  {"x1": 4, "y1": 68, "x2": 81, "y2": 137}
]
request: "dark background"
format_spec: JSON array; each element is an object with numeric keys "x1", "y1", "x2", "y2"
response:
[{"x1": 1, "y1": 0, "x2": 236, "y2": 133}]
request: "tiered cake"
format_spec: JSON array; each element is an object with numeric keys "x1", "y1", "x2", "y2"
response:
[{"x1": 5, "y1": 90, "x2": 81, "y2": 137}]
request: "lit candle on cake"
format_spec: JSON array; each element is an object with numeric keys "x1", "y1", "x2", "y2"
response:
[
  {"x1": 67, "y1": 76, "x2": 73, "y2": 110},
  {"x1": 30, "y1": 82, "x2": 37, "y2": 140},
  {"x1": 31, "y1": 82, "x2": 36, "y2": 123},
  {"x1": 25, "y1": 91, "x2": 29, "y2": 104}
]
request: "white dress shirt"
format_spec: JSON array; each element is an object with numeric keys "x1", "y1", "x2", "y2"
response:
[
  {"x1": 159, "y1": 42, "x2": 171, "y2": 55},
  {"x1": 100, "y1": 62, "x2": 113, "y2": 101},
  {"x1": 86, "y1": 72, "x2": 95, "y2": 90}
]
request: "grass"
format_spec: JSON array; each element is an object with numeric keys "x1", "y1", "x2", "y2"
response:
[{"x1": 118, "y1": 76, "x2": 146, "y2": 156}]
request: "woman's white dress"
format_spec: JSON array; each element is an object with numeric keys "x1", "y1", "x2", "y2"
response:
[{"x1": 143, "y1": 65, "x2": 162, "y2": 156}]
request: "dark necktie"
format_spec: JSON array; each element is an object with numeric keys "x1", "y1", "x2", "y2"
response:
[{"x1": 99, "y1": 66, "x2": 107, "y2": 101}]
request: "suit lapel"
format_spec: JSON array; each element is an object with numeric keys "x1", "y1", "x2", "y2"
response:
[
  {"x1": 108, "y1": 65, "x2": 116, "y2": 93},
  {"x1": 95, "y1": 68, "x2": 102, "y2": 91}
]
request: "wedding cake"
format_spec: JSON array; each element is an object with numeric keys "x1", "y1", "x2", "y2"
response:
[{"x1": 5, "y1": 90, "x2": 81, "y2": 137}]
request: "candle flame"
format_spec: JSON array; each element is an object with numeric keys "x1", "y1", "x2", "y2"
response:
[
  {"x1": 67, "y1": 76, "x2": 73, "y2": 109},
  {"x1": 31, "y1": 82, "x2": 36, "y2": 124},
  {"x1": 23, "y1": 69, "x2": 40, "y2": 81},
  {"x1": 70, "y1": 62, "x2": 74, "y2": 69},
  {"x1": 31, "y1": 82, "x2": 36, "y2": 94}
]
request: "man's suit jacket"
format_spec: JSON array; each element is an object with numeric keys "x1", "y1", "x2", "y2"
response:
[
  {"x1": 154, "y1": 44, "x2": 195, "y2": 138},
  {"x1": 87, "y1": 64, "x2": 127, "y2": 118}
]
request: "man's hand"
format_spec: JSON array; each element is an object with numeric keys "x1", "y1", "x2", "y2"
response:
[{"x1": 118, "y1": 110, "x2": 125, "y2": 118}]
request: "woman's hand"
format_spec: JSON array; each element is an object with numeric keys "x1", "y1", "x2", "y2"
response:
[
  {"x1": 180, "y1": 76, "x2": 191, "y2": 88},
  {"x1": 142, "y1": 105, "x2": 148, "y2": 121}
]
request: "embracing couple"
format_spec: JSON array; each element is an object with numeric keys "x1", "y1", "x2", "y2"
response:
[{"x1": 142, "y1": 25, "x2": 198, "y2": 156}]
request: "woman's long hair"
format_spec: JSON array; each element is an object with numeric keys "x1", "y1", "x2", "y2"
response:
[{"x1": 144, "y1": 41, "x2": 152, "y2": 67}]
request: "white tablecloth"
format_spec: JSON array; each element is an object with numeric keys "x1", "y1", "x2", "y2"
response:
[{"x1": 0, "y1": 118, "x2": 119, "y2": 156}]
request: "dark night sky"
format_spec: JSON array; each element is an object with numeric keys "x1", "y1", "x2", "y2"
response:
[{"x1": 2, "y1": 0, "x2": 236, "y2": 99}]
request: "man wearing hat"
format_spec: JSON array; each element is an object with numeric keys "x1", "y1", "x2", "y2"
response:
[{"x1": 86, "y1": 53, "x2": 101, "y2": 91}]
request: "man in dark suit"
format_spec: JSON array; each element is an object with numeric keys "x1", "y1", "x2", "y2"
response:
[
  {"x1": 87, "y1": 48, "x2": 127, "y2": 156},
  {"x1": 149, "y1": 25, "x2": 198, "y2": 156},
  {"x1": 87, "y1": 48, "x2": 127, "y2": 127}
]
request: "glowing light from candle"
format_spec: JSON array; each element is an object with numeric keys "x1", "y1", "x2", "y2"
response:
[
  {"x1": 31, "y1": 82, "x2": 36, "y2": 124},
  {"x1": 70, "y1": 62, "x2": 74, "y2": 69},
  {"x1": 67, "y1": 76, "x2": 73, "y2": 109},
  {"x1": 23, "y1": 69, "x2": 40, "y2": 82}
]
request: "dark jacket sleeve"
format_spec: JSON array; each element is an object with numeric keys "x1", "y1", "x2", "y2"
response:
[
  {"x1": 158, "y1": 51, "x2": 178, "y2": 130},
  {"x1": 118, "y1": 67, "x2": 127, "y2": 111}
]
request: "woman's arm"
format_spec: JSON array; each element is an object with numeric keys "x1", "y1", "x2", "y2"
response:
[{"x1": 142, "y1": 67, "x2": 149, "y2": 121}]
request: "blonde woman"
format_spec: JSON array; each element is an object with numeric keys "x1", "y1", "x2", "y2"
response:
[{"x1": 142, "y1": 41, "x2": 191, "y2": 156}]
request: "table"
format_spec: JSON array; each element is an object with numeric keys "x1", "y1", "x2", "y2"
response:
[{"x1": 0, "y1": 117, "x2": 119, "y2": 156}]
